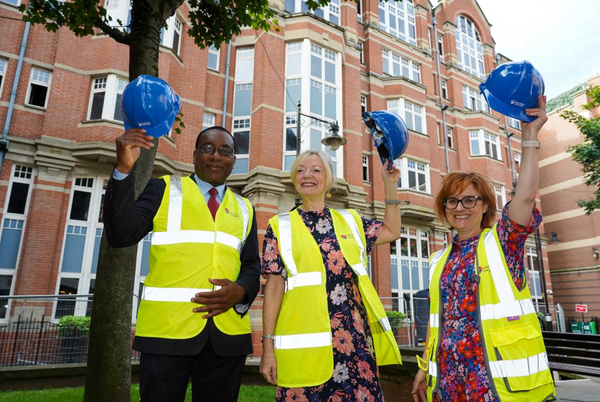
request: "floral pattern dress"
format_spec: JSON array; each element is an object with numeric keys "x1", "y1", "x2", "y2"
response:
[
  {"x1": 434, "y1": 203, "x2": 542, "y2": 402},
  {"x1": 262, "y1": 207, "x2": 384, "y2": 402}
]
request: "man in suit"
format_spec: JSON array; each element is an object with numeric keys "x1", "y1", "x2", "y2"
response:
[{"x1": 104, "y1": 126, "x2": 260, "y2": 402}]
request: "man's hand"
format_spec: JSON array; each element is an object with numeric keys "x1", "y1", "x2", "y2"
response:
[
  {"x1": 191, "y1": 278, "x2": 246, "y2": 319},
  {"x1": 115, "y1": 128, "x2": 155, "y2": 174}
]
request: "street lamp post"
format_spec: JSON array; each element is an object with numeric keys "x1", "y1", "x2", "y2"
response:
[{"x1": 294, "y1": 100, "x2": 347, "y2": 206}]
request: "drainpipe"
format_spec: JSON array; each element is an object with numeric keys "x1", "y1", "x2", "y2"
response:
[
  {"x1": 0, "y1": 22, "x2": 30, "y2": 176},
  {"x1": 221, "y1": 42, "x2": 232, "y2": 128},
  {"x1": 432, "y1": 14, "x2": 450, "y2": 174}
]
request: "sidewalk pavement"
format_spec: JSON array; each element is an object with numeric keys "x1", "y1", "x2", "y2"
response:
[{"x1": 556, "y1": 378, "x2": 600, "y2": 402}]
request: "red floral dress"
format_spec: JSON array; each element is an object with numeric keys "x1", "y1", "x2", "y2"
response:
[
  {"x1": 262, "y1": 207, "x2": 384, "y2": 402},
  {"x1": 434, "y1": 203, "x2": 542, "y2": 402}
]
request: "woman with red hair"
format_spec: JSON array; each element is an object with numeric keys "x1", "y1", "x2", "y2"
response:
[{"x1": 412, "y1": 96, "x2": 556, "y2": 402}]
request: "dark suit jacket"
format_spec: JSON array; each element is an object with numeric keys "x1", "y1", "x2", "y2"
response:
[{"x1": 104, "y1": 171, "x2": 261, "y2": 357}]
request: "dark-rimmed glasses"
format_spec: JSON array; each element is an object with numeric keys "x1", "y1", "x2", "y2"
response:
[
  {"x1": 198, "y1": 143, "x2": 234, "y2": 157},
  {"x1": 443, "y1": 196, "x2": 481, "y2": 210}
]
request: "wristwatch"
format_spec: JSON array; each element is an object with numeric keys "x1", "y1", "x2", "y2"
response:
[
  {"x1": 521, "y1": 140, "x2": 540, "y2": 149},
  {"x1": 261, "y1": 334, "x2": 276, "y2": 343}
]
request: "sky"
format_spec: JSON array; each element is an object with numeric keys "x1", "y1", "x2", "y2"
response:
[{"x1": 446, "y1": 0, "x2": 600, "y2": 99}]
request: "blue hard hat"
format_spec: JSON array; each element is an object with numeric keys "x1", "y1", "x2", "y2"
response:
[
  {"x1": 362, "y1": 110, "x2": 409, "y2": 171},
  {"x1": 479, "y1": 60, "x2": 544, "y2": 123},
  {"x1": 121, "y1": 75, "x2": 181, "y2": 138}
]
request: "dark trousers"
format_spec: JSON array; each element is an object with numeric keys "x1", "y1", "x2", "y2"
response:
[{"x1": 139, "y1": 336, "x2": 246, "y2": 402}]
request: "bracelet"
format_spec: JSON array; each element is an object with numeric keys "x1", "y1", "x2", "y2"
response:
[
  {"x1": 261, "y1": 334, "x2": 276, "y2": 343},
  {"x1": 384, "y1": 198, "x2": 403, "y2": 206},
  {"x1": 522, "y1": 140, "x2": 540, "y2": 149}
]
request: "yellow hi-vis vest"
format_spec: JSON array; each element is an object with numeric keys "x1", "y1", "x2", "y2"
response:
[
  {"x1": 426, "y1": 225, "x2": 556, "y2": 402},
  {"x1": 269, "y1": 208, "x2": 402, "y2": 388},
  {"x1": 136, "y1": 176, "x2": 253, "y2": 339}
]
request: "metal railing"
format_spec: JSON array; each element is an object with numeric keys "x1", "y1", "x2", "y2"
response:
[{"x1": 0, "y1": 295, "x2": 140, "y2": 367}]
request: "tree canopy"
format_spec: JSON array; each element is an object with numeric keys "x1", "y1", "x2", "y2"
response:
[{"x1": 561, "y1": 85, "x2": 600, "y2": 215}]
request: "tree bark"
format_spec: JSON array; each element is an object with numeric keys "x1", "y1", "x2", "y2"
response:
[{"x1": 83, "y1": 1, "x2": 168, "y2": 400}]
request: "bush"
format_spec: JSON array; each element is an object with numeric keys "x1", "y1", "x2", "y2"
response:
[
  {"x1": 386, "y1": 310, "x2": 407, "y2": 330},
  {"x1": 58, "y1": 315, "x2": 91, "y2": 337}
]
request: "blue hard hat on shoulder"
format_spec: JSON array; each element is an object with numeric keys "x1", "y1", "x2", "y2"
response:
[
  {"x1": 121, "y1": 75, "x2": 181, "y2": 138},
  {"x1": 362, "y1": 110, "x2": 409, "y2": 171},
  {"x1": 479, "y1": 60, "x2": 544, "y2": 123}
]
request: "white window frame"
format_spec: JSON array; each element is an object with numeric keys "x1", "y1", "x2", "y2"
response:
[
  {"x1": 0, "y1": 59, "x2": 7, "y2": 99},
  {"x1": 161, "y1": 15, "x2": 182, "y2": 54},
  {"x1": 446, "y1": 126, "x2": 453, "y2": 149},
  {"x1": 387, "y1": 98, "x2": 427, "y2": 135},
  {"x1": 207, "y1": 45, "x2": 220, "y2": 71},
  {"x1": 462, "y1": 85, "x2": 489, "y2": 113},
  {"x1": 87, "y1": 75, "x2": 128, "y2": 122},
  {"x1": 55, "y1": 177, "x2": 106, "y2": 319},
  {"x1": 231, "y1": 47, "x2": 255, "y2": 174},
  {"x1": 202, "y1": 113, "x2": 215, "y2": 130},
  {"x1": 441, "y1": 79, "x2": 448, "y2": 99},
  {"x1": 437, "y1": 33, "x2": 444, "y2": 63},
  {"x1": 526, "y1": 247, "x2": 543, "y2": 308},
  {"x1": 26, "y1": 68, "x2": 52, "y2": 109},
  {"x1": 390, "y1": 227, "x2": 430, "y2": 316},
  {"x1": 362, "y1": 154, "x2": 369, "y2": 182},
  {"x1": 378, "y1": 0, "x2": 417, "y2": 46},
  {"x1": 1, "y1": 0, "x2": 21, "y2": 6},
  {"x1": 357, "y1": 0, "x2": 363, "y2": 23},
  {"x1": 469, "y1": 129, "x2": 501, "y2": 161},
  {"x1": 393, "y1": 157, "x2": 431, "y2": 194},
  {"x1": 104, "y1": 0, "x2": 130, "y2": 31},
  {"x1": 283, "y1": 39, "x2": 344, "y2": 178},
  {"x1": 0, "y1": 165, "x2": 34, "y2": 322},
  {"x1": 361, "y1": 95, "x2": 367, "y2": 115},
  {"x1": 494, "y1": 184, "x2": 506, "y2": 210},
  {"x1": 381, "y1": 49, "x2": 421, "y2": 83},
  {"x1": 285, "y1": 0, "x2": 340, "y2": 25},
  {"x1": 514, "y1": 151, "x2": 521, "y2": 166},
  {"x1": 232, "y1": 117, "x2": 251, "y2": 163},
  {"x1": 455, "y1": 15, "x2": 485, "y2": 79},
  {"x1": 508, "y1": 117, "x2": 521, "y2": 130}
]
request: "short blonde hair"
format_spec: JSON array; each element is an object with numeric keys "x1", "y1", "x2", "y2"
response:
[
  {"x1": 290, "y1": 150, "x2": 335, "y2": 190},
  {"x1": 434, "y1": 171, "x2": 497, "y2": 229}
]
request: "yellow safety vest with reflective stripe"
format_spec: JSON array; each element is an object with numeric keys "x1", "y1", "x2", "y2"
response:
[
  {"x1": 426, "y1": 225, "x2": 556, "y2": 402},
  {"x1": 136, "y1": 176, "x2": 253, "y2": 339},
  {"x1": 269, "y1": 208, "x2": 402, "y2": 388}
]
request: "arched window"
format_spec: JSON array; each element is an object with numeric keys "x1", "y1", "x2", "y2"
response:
[{"x1": 455, "y1": 15, "x2": 485, "y2": 79}]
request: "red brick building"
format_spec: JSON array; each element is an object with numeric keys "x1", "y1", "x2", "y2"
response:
[
  {"x1": 539, "y1": 73, "x2": 600, "y2": 321},
  {"x1": 0, "y1": 0, "x2": 554, "y2": 334}
]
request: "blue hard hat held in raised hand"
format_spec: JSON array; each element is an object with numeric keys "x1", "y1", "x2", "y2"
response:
[
  {"x1": 121, "y1": 75, "x2": 181, "y2": 138},
  {"x1": 362, "y1": 110, "x2": 409, "y2": 171},
  {"x1": 479, "y1": 60, "x2": 545, "y2": 123}
]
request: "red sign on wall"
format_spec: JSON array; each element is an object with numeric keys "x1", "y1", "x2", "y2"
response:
[{"x1": 576, "y1": 304, "x2": 588, "y2": 313}]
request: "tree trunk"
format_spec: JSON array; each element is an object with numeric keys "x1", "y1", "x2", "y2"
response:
[{"x1": 84, "y1": 1, "x2": 165, "y2": 400}]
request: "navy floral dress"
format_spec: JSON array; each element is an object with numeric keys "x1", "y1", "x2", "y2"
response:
[
  {"x1": 262, "y1": 207, "x2": 384, "y2": 402},
  {"x1": 434, "y1": 203, "x2": 542, "y2": 402}
]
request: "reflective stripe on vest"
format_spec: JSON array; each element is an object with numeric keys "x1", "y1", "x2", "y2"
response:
[
  {"x1": 428, "y1": 351, "x2": 549, "y2": 380},
  {"x1": 338, "y1": 209, "x2": 368, "y2": 277},
  {"x1": 380, "y1": 317, "x2": 392, "y2": 332},
  {"x1": 142, "y1": 286, "x2": 212, "y2": 302},
  {"x1": 284, "y1": 272, "x2": 322, "y2": 292},
  {"x1": 274, "y1": 332, "x2": 332, "y2": 350},
  {"x1": 430, "y1": 299, "x2": 535, "y2": 328},
  {"x1": 151, "y1": 177, "x2": 249, "y2": 252}
]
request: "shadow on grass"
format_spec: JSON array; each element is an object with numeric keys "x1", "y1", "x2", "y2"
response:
[{"x1": 0, "y1": 384, "x2": 276, "y2": 402}]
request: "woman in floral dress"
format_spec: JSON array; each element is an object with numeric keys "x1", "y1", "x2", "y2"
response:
[
  {"x1": 412, "y1": 96, "x2": 555, "y2": 402},
  {"x1": 260, "y1": 150, "x2": 402, "y2": 402}
]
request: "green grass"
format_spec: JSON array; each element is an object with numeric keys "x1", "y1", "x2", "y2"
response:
[{"x1": 0, "y1": 384, "x2": 276, "y2": 402}]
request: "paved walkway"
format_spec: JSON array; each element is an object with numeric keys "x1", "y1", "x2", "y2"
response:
[{"x1": 556, "y1": 378, "x2": 600, "y2": 402}]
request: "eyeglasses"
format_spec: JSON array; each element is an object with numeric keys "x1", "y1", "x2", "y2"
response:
[
  {"x1": 443, "y1": 196, "x2": 481, "y2": 210},
  {"x1": 198, "y1": 143, "x2": 234, "y2": 157}
]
